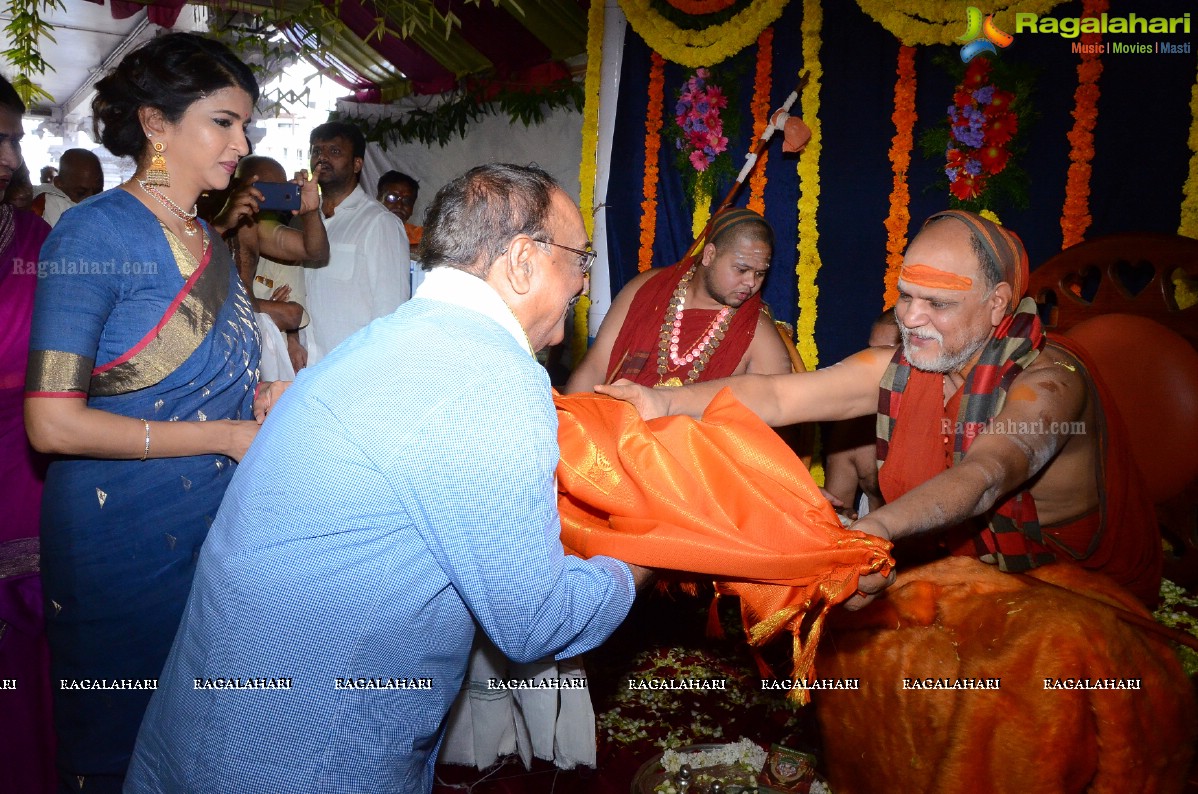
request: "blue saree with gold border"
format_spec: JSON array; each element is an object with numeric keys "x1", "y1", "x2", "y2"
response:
[{"x1": 26, "y1": 189, "x2": 259, "y2": 791}]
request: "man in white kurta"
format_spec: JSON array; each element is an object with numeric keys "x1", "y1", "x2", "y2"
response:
[{"x1": 302, "y1": 122, "x2": 409, "y2": 364}]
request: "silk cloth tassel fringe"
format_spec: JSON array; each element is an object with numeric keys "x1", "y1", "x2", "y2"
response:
[{"x1": 555, "y1": 390, "x2": 894, "y2": 704}]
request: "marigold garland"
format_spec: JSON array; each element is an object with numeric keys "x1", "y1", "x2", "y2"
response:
[
  {"x1": 639, "y1": 53, "x2": 666, "y2": 272},
  {"x1": 748, "y1": 27, "x2": 773, "y2": 215},
  {"x1": 619, "y1": 0, "x2": 788, "y2": 67},
  {"x1": 854, "y1": 0, "x2": 1067, "y2": 46},
  {"x1": 1060, "y1": 0, "x2": 1107, "y2": 249},
  {"x1": 573, "y1": 0, "x2": 606, "y2": 362},
  {"x1": 579, "y1": 0, "x2": 604, "y2": 243},
  {"x1": 883, "y1": 45, "x2": 916, "y2": 310},
  {"x1": 1179, "y1": 63, "x2": 1198, "y2": 239},
  {"x1": 692, "y1": 189, "x2": 712, "y2": 240},
  {"x1": 795, "y1": 0, "x2": 822, "y2": 372}
]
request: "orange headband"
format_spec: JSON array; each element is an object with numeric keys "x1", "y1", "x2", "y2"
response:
[{"x1": 898, "y1": 263, "x2": 973, "y2": 291}]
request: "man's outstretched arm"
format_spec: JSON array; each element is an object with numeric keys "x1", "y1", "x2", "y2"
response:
[
  {"x1": 596, "y1": 346, "x2": 892, "y2": 426},
  {"x1": 843, "y1": 360, "x2": 1088, "y2": 608}
]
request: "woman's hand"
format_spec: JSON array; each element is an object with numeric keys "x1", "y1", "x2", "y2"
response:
[
  {"x1": 593, "y1": 379, "x2": 672, "y2": 421},
  {"x1": 295, "y1": 169, "x2": 320, "y2": 215},
  {"x1": 221, "y1": 419, "x2": 261, "y2": 462},
  {"x1": 253, "y1": 380, "x2": 293, "y2": 423},
  {"x1": 213, "y1": 176, "x2": 263, "y2": 236},
  {"x1": 270, "y1": 284, "x2": 292, "y2": 302}
]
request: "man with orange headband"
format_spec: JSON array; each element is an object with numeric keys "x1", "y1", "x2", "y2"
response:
[
  {"x1": 598, "y1": 210, "x2": 1161, "y2": 606},
  {"x1": 566, "y1": 207, "x2": 796, "y2": 393}
]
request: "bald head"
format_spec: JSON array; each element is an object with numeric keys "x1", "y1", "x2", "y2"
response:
[
  {"x1": 919, "y1": 210, "x2": 1028, "y2": 305},
  {"x1": 235, "y1": 155, "x2": 287, "y2": 186},
  {"x1": 55, "y1": 149, "x2": 103, "y2": 204}
]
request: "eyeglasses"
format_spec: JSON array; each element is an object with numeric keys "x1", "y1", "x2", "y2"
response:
[
  {"x1": 536, "y1": 239, "x2": 596, "y2": 276},
  {"x1": 382, "y1": 192, "x2": 415, "y2": 206}
]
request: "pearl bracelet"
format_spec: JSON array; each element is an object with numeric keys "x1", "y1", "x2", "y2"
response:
[{"x1": 140, "y1": 419, "x2": 151, "y2": 461}]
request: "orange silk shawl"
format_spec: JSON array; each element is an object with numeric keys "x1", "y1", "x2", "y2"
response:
[{"x1": 554, "y1": 389, "x2": 894, "y2": 700}]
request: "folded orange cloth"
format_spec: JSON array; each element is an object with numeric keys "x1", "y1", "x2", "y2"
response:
[{"x1": 555, "y1": 389, "x2": 893, "y2": 700}]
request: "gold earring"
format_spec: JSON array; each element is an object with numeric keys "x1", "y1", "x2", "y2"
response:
[{"x1": 145, "y1": 140, "x2": 170, "y2": 187}]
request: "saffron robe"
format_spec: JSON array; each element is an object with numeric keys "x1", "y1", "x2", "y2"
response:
[{"x1": 878, "y1": 337, "x2": 1161, "y2": 605}]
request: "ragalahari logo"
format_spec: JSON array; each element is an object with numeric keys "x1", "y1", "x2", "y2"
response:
[{"x1": 958, "y1": 7, "x2": 1014, "y2": 63}]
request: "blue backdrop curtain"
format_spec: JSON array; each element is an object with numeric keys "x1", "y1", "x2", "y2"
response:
[{"x1": 603, "y1": 0, "x2": 1196, "y2": 367}]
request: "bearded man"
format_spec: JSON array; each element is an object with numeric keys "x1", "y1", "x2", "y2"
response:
[{"x1": 600, "y1": 210, "x2": 1161, "y2": 606}]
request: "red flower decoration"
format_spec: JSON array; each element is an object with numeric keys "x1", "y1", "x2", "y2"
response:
[
  {"x1": 950, "y1": 173, "x2": 983, "y2": 200},
  {"x1": 986, "y1": 89, "x2": 1015, "y2": 115},
  {"x1": 977, "y1": 144, "x2": 1011, "y2": 175},
  {"x1": 983, "y1": 113, "x2": 1018, "y2": 146},
  {"x1": 964, "y1": 58, "x2": 991, "y2": 87}
]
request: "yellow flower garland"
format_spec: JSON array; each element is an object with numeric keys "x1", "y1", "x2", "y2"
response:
[
  {"x1": 1179, "y1": 63, "x2": 1198, "y2": 239},
  {"x1": 882, "y1": 45, "x2": 916, "y2": 311},
  {"x1": 639, "y1": 53, "x2": 666, "y2": 272},
  {"x1": 619, "y1": 0, "x2": 788, "y2": 67},
  {"x1": 573, "y1": 0, "x2": 606, "y2": 363},
  {"x1": 1060, "y1": 0, "x2": 1106, "y2": 249},
  {"x1": 854, "y1": 0, "x2": 1067, "y2": 46},
  {"x1": 795, "y1": 0, "x2": 822, "y2": 373},
  {"x1": 748, "y1": 27, "x2": 773, "y2": 215},
  {"x1": 579, "y1": 0, "x2": 604, "y2": 243},
  {"x1": 692, "y1": 189, "x2": 712, "y2": 240}
]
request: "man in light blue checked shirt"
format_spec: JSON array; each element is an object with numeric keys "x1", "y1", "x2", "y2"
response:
[{"x1": 126, "y1": 163, "x2": 653, "y2": 793}]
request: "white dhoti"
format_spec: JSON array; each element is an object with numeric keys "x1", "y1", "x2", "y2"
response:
[{"x1": 439, "y1": 633, "x2": 596, "y2": 770}]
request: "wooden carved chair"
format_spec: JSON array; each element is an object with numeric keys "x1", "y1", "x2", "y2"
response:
[{"x1": 1028, "y1": 232, "x2": 1198, "y2": 587}]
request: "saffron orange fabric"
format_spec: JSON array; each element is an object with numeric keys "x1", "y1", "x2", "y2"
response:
[
  {"x1": 554, "y1": 389, "x2": 894, "y2": 700},
  {"x1": 815, "y1": 557, "x2": 1196, "y2": 793},
  {"x1": 897, "y1": 263, "x2": 973, "y2": 291}
]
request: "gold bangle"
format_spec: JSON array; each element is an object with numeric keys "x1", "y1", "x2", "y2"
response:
[{"x1": 140, "y1": 419, "x2": 151, "y2": 461}]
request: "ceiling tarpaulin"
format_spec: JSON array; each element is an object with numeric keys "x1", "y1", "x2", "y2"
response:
[{"x1": 82, "y1": 0, "x2": 589, "y2": 101}]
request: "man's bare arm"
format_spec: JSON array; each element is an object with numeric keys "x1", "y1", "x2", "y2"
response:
[
  {"x1": 597, "y1": 346, "x2": 892, "y2": 425},
  {"x1": 855, "y1": 360, "x2": 1088, "y2": 545},
  {"x1": 745, "y1": 310, "x2": 800, "y2": 375},
  {"x1": 255, "y1": 298, "x2": 304, "y2": 333}
]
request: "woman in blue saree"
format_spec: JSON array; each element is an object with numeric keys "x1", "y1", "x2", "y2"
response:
[{"x1": 24, "y1": 34, "x2": 261, "y2": 793}]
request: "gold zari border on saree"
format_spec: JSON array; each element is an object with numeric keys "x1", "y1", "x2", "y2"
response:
[
  {"x1": 89, "y1": 235, "x2": 229, "y2": 397},
  {"x1": 25, "y1": 349, "x2": 93, "y2": 395}
]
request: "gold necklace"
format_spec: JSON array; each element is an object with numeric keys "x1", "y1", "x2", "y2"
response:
[
  {"x1": 139, "y1": 181, "x2": 199, "y2": 236},
  {"x1": 655, "y1": 266, "x2": 736, "y2": 386}
]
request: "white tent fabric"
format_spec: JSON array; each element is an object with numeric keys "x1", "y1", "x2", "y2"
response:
[{"x1": 342, "y1": 98, "x2": 584, "y2": 230}]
